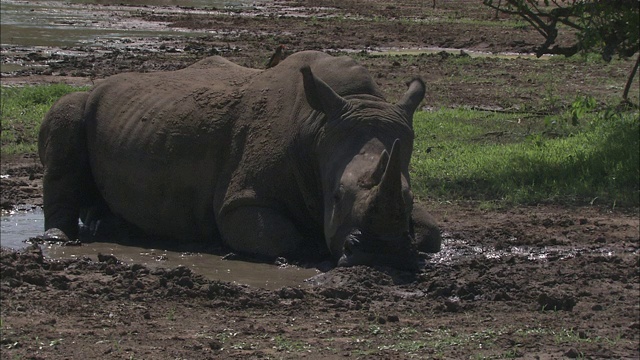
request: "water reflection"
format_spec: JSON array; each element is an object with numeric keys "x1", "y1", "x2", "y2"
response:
[{"x1": 1, "y1": 208, "x2": 45, "y2": 249}]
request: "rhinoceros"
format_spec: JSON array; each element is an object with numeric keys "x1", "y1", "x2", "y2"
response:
[{"x1": 38, "y1": 50, "x2": 440, "y2": 270}]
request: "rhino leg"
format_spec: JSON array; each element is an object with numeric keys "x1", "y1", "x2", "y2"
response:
[
  {"x1": 39, "y1": 92, "x2": 98, "y2": 240},
  {"x1": 218, "y1": 206, "x2": 306, "y2": 260},
  {"x1": 411, "y1": 204, "x2": 442, "y2": 253}
]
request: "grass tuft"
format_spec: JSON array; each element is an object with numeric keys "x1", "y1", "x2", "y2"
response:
[{"x1": 1, "y1": 84, "x2": 86, "y2": 155}]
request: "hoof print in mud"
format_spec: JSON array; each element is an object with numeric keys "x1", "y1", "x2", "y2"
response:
[
  {"x1": 537, "y1": 292, "x2": 577, "y2": 311},
  {"x1": 97, "y1": 253, "x2": 120, "y2": 265}
]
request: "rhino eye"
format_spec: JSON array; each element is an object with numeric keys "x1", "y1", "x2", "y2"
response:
[{"x1": 333, "y1": 186, "x2": 344, "y2": 203}]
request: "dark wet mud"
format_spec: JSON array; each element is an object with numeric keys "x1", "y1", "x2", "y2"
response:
[{"x1": 2, "y1": 202, "x2": 639, "y2": 359}]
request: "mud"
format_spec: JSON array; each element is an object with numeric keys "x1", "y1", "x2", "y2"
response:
[
  {"x1": 2, "y1": 203, "x2": 638, "y2": 358},
  {"x1": 1, "y1": 0, "x2": 639, "y2": 358}
]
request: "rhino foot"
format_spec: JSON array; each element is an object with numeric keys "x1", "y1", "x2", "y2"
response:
[{"x1": 31, "y1": 228, "x2": 80, "y2": 246}]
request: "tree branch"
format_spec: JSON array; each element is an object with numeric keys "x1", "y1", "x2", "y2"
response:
[{"x1": 622, "y1": 54, "x2": 639, "y2": 103}]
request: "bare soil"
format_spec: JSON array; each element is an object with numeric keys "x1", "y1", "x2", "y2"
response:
[{"x1": 1, "y1": 1, "x2": 639, "y2": 359}]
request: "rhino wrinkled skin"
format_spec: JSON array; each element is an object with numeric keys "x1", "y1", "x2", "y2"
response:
[{"x1": 38, "y1": 51, "x2": 441, "y2": 270}]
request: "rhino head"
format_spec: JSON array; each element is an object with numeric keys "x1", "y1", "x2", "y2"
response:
[{"x1": 300, "y1": 66, "x2": 425, "y2": 270}]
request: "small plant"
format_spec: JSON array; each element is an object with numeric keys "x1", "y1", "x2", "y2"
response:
[
  {"x1": 111, "y1": 337, "x2": 122, "y2": 353},
  {"x1": 543, "y1": 85, "x2": 563, "y2": 111},
  {"x1": 502, "y1": 348, "x2": 523, "y2": 358},
  {"x1": 166, "y1": 307, "x2": 176, "y2": 321},
  {"x1": 368, "y1": 324, "x2": 383, "y2": 336},
  {"x1": 570, "y1": 95, "x2": 597, "y2": 125},
  {"x1": 272, "y1": 336, "x2": 311, "y2": 352}
]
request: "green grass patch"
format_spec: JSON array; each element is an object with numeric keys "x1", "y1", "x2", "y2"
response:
[
  {"x1": 412, "y1": 106, "x2": 640, "y2": 207},
  {"x1": 273, "y1": 335, "x2": 312, "y2": 352},
  {"x1": 1, "y1": 84, "x2": 86, "y2": 155}
]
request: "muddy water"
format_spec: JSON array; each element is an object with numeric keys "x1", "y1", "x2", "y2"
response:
[
  {"x1": 44, "y1": 242, "x2": 320, "y2": 290},
  {"x1": 1, "y1": 210, "x2": 319, "y2": 289},
  {"x1": 1, "y1": 0, "x2": 553, "y2": 76},
  {"x1": 3, "y1": 210, "x2": 619, "y2": 290}
]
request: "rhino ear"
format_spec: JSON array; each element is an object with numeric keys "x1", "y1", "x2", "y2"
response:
[
  {"x1": 396, "y1": 77, "x2": 426, "y2": 126},
  {"x1": 301, "y1": 65, "x2": 350, "y2": 121}
]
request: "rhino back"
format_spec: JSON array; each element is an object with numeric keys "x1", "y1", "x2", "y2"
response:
[{"x1": 85, "y1": 58, "x2": 258, "y2": 241}]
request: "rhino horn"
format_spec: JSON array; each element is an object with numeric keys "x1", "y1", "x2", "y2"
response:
[
  {"x1": 372, "y1": 139, "x2": 406, "y2": 225},
  {"x1": 379, "y1": 139, "x2": 403, "y2": 195},
  {"x1": 369, "y1": 149, "x2": 390, "y2": 187},
  {"x1": 396, "y1": 77, "x2": 426, "y2": 127},
  {"x1": 300, "y1": 65, "x2": 351, "y2": 121}
]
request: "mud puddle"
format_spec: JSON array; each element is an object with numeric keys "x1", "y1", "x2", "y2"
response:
[
  {"x1": 42, "y1": 242, "x2": 319, "y2": 290},
  {"x1": 1, "y1": 209, "x2": 318, "y2": 289},
  {"x1": 0, "y1": 0, "x2": 327, "y2": 75},
  {"x1": 3, "y1": 210, "x2": 629, "y2": 290}
]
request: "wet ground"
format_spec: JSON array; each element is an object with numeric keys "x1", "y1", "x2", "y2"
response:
[
  {"x1": 1, "y1": 209, "x2": 319, "y2": 289},
  {"x1": 2, "y1": 204, "x2": 638, "y2": 359},
  {"x1": 1, "y1": 0, "x2": 639, "y2": 358}
]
